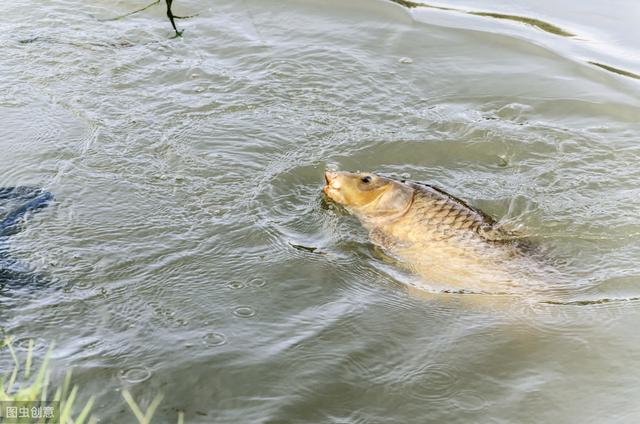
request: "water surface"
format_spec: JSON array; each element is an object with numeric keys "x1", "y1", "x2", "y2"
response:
[{"x1": 1, "y1": 0, "x2": 640, "y2": 422}]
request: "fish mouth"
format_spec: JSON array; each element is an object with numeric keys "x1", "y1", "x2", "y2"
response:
[{"x1": 323, "y1": 171, "x2": 340, "y2": 197}]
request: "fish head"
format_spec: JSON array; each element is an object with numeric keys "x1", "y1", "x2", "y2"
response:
[{"x1": 323, "y1": 171, "x2": 414, "y2": 219}]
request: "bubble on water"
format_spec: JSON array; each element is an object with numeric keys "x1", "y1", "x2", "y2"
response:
[
  {"x1": 119, "y1": 366, "x2": 152, "y2": 384},
  {"x1": 399, "y1": 57, "x2": 413, "y2": 64},
  {"x1": 203, "y1": 332, "x2": 227, "y2": 347},
  {"x1": 194, "y1": 87, "x2": 205, "y2": 93},
  {"x1": 232, "y1": 306, "x2": 255, "y2": 318},
  {"x1": 227, "y1": 281, "x2": 244, "y2": 289}
]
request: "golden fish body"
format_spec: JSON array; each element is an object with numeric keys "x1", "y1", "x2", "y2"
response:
[{"x1": 323, "y1": 171, "x2": 543, "y2": 294}]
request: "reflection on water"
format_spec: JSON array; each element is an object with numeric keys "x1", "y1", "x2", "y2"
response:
[
  {"x1": 467, "y1": 11, "x2": 574, "y2": 37},
  {"x1": 389, "y1": 0, "x2": 575, "y2": 36},
  {"x1": 1, "y1": 0, "x2": 640, "y2": 422},
  {"x1": 589, "y1": 61, "x2": 640, "y2": 81}
]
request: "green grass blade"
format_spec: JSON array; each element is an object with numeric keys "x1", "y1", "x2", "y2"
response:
[
  {"x1": 75, "y1": 396, "x2": 95, "y2": 424},
  {"x1": 25, "y1": 340, "x2": 34, "y2": 379},
  {"x1": 143, "y1": 394, "x2": 163, "y2": 423},
  {"x1": 0, "y1": 378, "x2": 8, "y2": 401},
  {"x1": 61, "y1": 369, "x2": 72, "y2": 402},
  {"x1": 60, "y1": 385, "x2": 78, "y2": 423},
  {"x1": 6, "y1": 339, "x2": 20, "y2": 394},
  {"x1": 40, "y1": 370, "x2": 50, "y2": 403},
  {"x1": 122, "y1": 390, "x2": 146, "y2": 423}
]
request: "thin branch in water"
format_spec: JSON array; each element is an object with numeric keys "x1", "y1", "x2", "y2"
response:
[
  {"x1": 96, "y1": 0, "x2": 192, "y2": 37},
  {"x1": 173, "y1": 14, "x2": 199, "y2": 20},
  {"x1": 166, "y1": 0, "x2": 183, "y2": 37},
  {"x1": 99, "y1": 0, "x2": 160, "y2": 22}
]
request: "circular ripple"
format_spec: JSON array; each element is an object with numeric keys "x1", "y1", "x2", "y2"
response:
[
  {"x1": 399, "y1": 364, "x2": 460, "y2": 402},
  {"x1": 203, "y1": 332, "x2": 227, "y2": 347},
  {"x1": 519, "y1": 302, "x2": 607, "y2": 339},
  {"x1": 74, "y1": 280, "x2": 95, "y2": 290},
  {"x1": 119, "y1": 366, "x2": 152, "y2": 384},
  {"x1": 451, "y1": 390, "x2": 488, "y2": 411},
  {"x1": 227, "y1": 281, "x2": 245, "y2": 289},
  {"x1": 248, "y1": 278, "x2": 266, "y2": 288},
  {"x1": 13, "y1": 337, "x2": 47, "y2": 352},
  {"x1": 232, "y1": 306, "x2": 256, "y2": 318}
]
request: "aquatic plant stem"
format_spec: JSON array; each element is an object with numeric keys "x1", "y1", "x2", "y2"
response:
[
  {"x1": 100, "y1": 0, "x2": 195, "y2": 37},
  {"x1": 99, "y1": 0, "x2": 160, "y2": 22}
]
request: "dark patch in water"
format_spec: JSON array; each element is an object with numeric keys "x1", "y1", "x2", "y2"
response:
[
  {"x1": 17, "y1": 36, "x2": 136, "y2": 49},
  {"x1": 0, "y1": 187, "x2": 54, "y2": 296},
  {"x1": 18, "y1": 37, "x2": 41, "y2": 44},
  {"x1": 289, "y1": 242, "x2": 327, "y2": 255}
]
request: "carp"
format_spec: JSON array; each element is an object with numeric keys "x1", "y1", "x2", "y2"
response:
[{"x1": 323, "y1": 170, "x2": 546, "y2": 295}]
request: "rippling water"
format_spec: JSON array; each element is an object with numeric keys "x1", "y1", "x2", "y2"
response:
[{"x1": 1, "y1": 0, "x2": 640, "y2": 422}]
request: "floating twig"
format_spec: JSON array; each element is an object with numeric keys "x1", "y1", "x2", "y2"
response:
[
  {"x1": 99, "y1": 0, "x2": 195, "y2": 37},
  {"x1": 99, "y1": 0, "x2": 160, "y2": 22}
]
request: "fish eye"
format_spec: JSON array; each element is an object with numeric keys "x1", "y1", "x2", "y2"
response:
[{"x1": 361, "y1": 176, "x2": 372, "y2": 183}]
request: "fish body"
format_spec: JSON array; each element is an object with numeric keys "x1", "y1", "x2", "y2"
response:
[
  {"x1": 0, "y1": 186, "x2": 54, "y2": 293},
  {"x1": 323, "y1": 171, "x2": 543, "y2": 294}
]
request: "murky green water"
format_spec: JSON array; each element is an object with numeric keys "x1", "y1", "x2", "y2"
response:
[{"x1": 1, "y1": 0, "x2": 640, "y2": 422}]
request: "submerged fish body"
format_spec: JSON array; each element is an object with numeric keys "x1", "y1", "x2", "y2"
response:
[
  {"x1": 0, "y1": 187, "x2": 53, "y2": 238},
  {"x1": 0, "y1": 186, "x2": 54, "y2": 294},
  {"x1": 323, "y1": 171, "x2": 544, "y2": 294}
]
